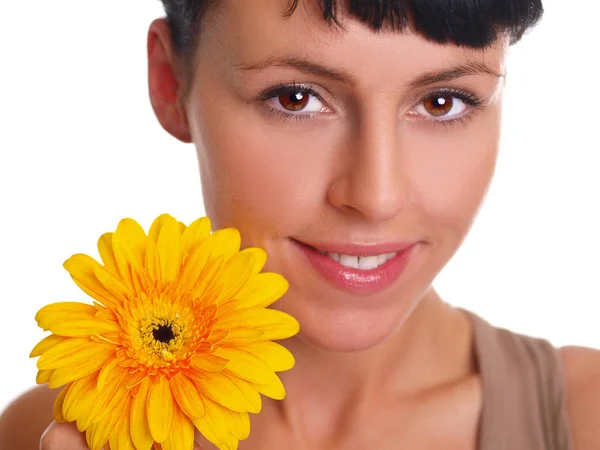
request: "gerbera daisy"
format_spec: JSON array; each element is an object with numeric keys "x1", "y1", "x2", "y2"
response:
[{"x1": 30, "y1": 214, "x2": 299, "y2": 450}]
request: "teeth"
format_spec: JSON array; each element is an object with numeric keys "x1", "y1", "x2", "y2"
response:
[{"x1": 322, "y1": 252, "x2": 397, "y2": 270}]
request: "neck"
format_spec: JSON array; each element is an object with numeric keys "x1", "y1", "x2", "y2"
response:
[{"x1": 268, "y1": 288, "x2": 476, "y2": 441}]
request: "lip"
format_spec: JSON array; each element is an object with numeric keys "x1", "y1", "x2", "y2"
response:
[{"x1": 292, "y1": 239, "x2": 418, "y2": 295}]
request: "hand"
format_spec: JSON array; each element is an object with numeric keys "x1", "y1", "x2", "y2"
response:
[{"x1": 40, "y1": 421, "x2": 204, "y2": 449}]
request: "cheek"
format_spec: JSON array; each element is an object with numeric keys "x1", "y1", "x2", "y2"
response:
[
  {"x1": 406, "y1": 111, "x2": 502, "y2": 236},
  {"x1": 191, "y1": 103, "x2": 334, "y2": 244}
]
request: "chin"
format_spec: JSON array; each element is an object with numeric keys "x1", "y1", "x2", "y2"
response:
[{"x1": 275, "y1": 296, "x2": 414, "y2": 353}]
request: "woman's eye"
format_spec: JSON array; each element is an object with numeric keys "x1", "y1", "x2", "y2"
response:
[
  {"x1": 414, "y1": 94, "x2": 468, "y2": 120},
  {"x1": 268, "y1": 89, "x2": 326, "y2": 114}
]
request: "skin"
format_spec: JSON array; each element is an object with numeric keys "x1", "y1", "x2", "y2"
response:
[{"x1": 1, "y1": 0, "x2": 599, "y2": 448}]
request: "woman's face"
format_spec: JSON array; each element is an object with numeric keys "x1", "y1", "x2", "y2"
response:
[{"x1": 173, "y1": 0, "x2": 508, "y2": 352}]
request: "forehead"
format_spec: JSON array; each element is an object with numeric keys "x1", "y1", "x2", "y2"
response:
[{"x1": 202, "y1": 0, "x2": 509, "y2": 86}]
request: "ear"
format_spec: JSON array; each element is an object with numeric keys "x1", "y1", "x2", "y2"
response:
[{"x1": 147, "y1": 18, "x2": 192, "y2": 143}]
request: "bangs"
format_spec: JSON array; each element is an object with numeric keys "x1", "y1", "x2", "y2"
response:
[{"x1": 285, "y1": 0, "x2": 544, "y2": 48}]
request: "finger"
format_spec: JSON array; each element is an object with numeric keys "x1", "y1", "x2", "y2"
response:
[{"x1": 39, "y1": 421, "x2": 89, "y2": 449}]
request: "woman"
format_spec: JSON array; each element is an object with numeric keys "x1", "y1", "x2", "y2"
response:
[{"x1": 1, "y1": 0, "x2": 599, "y2": 448}]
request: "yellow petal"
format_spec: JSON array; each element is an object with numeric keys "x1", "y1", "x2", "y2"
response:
[
  {"x1": 239, "y1": 247, "x2": 267, "y2": 274},
  {"x1": 147, "y1": 376, "x2": 175, "y2": 443},
  {"x1": 216, "y1": 308, "x2": 300, "y2": 342},
  {"x1": 130, "y1": 378, "x2": 154, "y2": 450},
  {"x1": 112, "y1": 219, "x2": 147, "y2": 290},
  {"x1": 30, "y1": 334, "x2": 69, "y2": 357},
  {"x1": 63, "y1": 374, "x2": 98, "y2": 424},
  {"x1": 48, "y1": 352, "x2": 111, "y2": 389},
  {"x1": 249, "y1": 373, "x2": 286, "y2": 400},
  {"x1": 36, "y1": 369, "x2": 53, "y2": 384},
  {"x1": 53, "y1": 384, "x2": 70, "y2": 422},
  {"x1": 179, "y1": 236, "x2": 214, "y2": 291},
  {"x1": 215, "y1": 252, "x2": 257, "y2": 305},
  {"x1": 35, "y1": 302, "x2": 97, "y2": 330},
  {"x1": 190, "y1": 354, "x2": 229, "y2": 373},
  {"x1": 170, "y1": 373, "x2": 206, "y2": 418},
  {"x1": 144, "y1": 238, "x2": 161, "y2": 281},
  {"x1": 98, "y1": 232, "x2": 119, "y2": 276},
  {"x1": 197, "y1": 372, "x2": 257, "y2": 413},
  {"x1": 38, "y1": 338, "x2": 113, "y2": 370},
  {"x1": 234, "y1": 273, "x2": 289, "y2": 308},
  {"x1": 83, "y1": 365, "x2": 128, "y2": 424},
  {"x1": 223, "y1": 374, "x2": 262, "y2": 414},
  {"x1": 192, "y1": 397, "x2": 249, "y2": 449},
  {"x1": 181, "y1": 217, "x2": 211, "y2": 256},
  {"x1": 156, "y1": 216, "x2": 182, "y2": 282},
  {"x1": 96, "y1": 356, "x2": 121, "y2": 392},
  {"x1": 63, "y1": 254, "x2": 123, "y2": 308},
  {"x1": 216, "y1": 347, "x2": 280, "y2": 385},
  {"x1": 160, "y1": 404, "x2": 194, "y2": 450},
  {"x1": 49, "y1": 317, "x2": 121, "y2": 338},
  {"x1": 210, "y1": 228, "x2": 241, "y2": 264},
  {"x1": 240, "y1": 341, "x2": 295, "y2": 372},
  {"x1": 148, "y1": 214, "x2": 174, "y2": 243},
  {"x1": 93, "y1": 264, "x2": 134, "y2": 301},
  {"x1": 109, "y1": 399, "x2": 136, "y2": 450},
  {"x1": 86, "y1": 403, "x2": 123, "y2": 450}
]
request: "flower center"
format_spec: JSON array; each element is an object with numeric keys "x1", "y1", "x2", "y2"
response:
[{"x1": 152, "y1": 323, "x2": 175, "y2": 344}]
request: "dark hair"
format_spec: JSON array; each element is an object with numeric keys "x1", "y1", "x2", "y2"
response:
[{"x1": 161, "y1": 0, "x2": 543, "y2": 66}]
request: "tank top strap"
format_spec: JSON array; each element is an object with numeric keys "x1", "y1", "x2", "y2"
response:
[{"x1": 461, "y1": 309, "x2": 573, "y2": 450}]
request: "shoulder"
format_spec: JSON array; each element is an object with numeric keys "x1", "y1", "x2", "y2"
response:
[
  {"x1": 0, "y1": 385, "x2": 57, "y2": 449},
  {"x1": 559, "y1": 346, "x2": 600, "y2": 449}
]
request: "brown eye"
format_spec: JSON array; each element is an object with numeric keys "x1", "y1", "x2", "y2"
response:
[
  {"x1": 423, "y1": 95, "x2": 454, "y2": 117},
  {"x1": 278, "y1": 91, "x2": 310, "y2": 111}
]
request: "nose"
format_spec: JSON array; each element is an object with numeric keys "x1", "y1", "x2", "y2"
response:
[{"x1": 327, "y1": 108, "x2": 410, "y2": 222}]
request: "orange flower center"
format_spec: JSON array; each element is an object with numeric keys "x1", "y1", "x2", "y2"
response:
[{"x1": 116, "y1": 283, "x2": 218, "y2": 377}]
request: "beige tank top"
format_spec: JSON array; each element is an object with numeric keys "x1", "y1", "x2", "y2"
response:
[{"x1": 464, "y1": 310, "x2": 573, "y2": 450}]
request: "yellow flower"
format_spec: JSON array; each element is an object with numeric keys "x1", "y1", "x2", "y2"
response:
[{"x1": 30, "y1": 214, "x2": 299, "y2": 450}]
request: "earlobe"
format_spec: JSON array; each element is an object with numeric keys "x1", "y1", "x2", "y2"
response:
[{"x1": 147, "y1": 18, "x2": 192, "y2": 143}]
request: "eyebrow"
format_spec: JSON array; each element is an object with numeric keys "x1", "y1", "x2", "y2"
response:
[{"x1": 234, "y1": 55, "x2": 505, "y2": 87}]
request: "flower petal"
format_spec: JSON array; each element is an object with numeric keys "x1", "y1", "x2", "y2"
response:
[
  {"x1": 181, "y1": 217, "x2": 211, "y2": 256},
  {"x1": 216, "y1": 347, "x2": 280, "y2": 385},
  {"x1": 86, "y1": 401, "x2": 123, "y2": 450},
  {"x1": 239, "y1": 248, "x2": 268, "y2": 274},
  {"x1": 234, "y1": 273, "x2": 289, "y2": 308},
  {"x1": 36, "y1": 369, "x2": 53, "y2": 384},
  {"x1": 35, "y1": 302, "x2": 97, "y2": 330},
  {"x1": 180, "y1": 237, "x2": 214, "y2": 291},
  {"x1": 190, "y1": 354, "x2": 229, "y2": 373},
  {"x1": 148, "y1": 214, "x2": 173, "y2": 243},
  {"x1": 111, "y1": 218, "x2": 148, "y2": 290},
  {"x1": 239, "y1": 341, "x2": 295, "y2": 372},
  {"x1": 53, "y1": 384, "x2": 70, "y2": 423},
  {"x1": 196, "y1": 372, "x2": 257, "y2": 413},
  {"x1": 160, "y1": 404, "x2": 194, "y2": 450},
  {"x1": 38, "y1": 338, "x2": 114, "y2": 370},
  {"x1": 156, "y1": 216, "x2": 182, "y2": 282},
  {"x1": 63, "y1": 254, "x2": 123, "y2": 308},
  {"x1": 30, "y1": 334, "x2": 69, "y2": 358},
  {"x1": 109, "y1": 399, "x2": 136, "y2": 450},
  {"x1": 147, "y1": 376, "x2": 175, "y2": 443},
  {"x1": 249, "y1": 373, "x2": 286, "y2": 401},
  {"x1": 210, "y1": 228, "x2": 241, "y2": 264},
  {"x1": 63, "y1": 374, "x2": 98, "y2": 424},
  {"x1": 215, "y1": 252, "x2": 257, "y2": 305},
  {"x1": 192, "y1": 397, "x2": 250, "y2": 449},
  {"x1": 96, "y1": 356, "x2": 121, "y2": 392},
  {"x1": 97, "y1": 232, "x2": 119, "y2": 276},
  {"x1": 216, "y1": 308, "x2": 300, "y2": 342},
  {"x1": 170, "y1": 373, "x2": 206, "y2": 418},
  {"x1": 130, "y1": 378, "x2": 154, "y2": 450},
  {"x1": 49, "y1": 317, "x2": 121, "y2": 338}
]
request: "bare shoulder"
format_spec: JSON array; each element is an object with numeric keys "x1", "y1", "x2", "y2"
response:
[
  {"x1": 559, "y1": 346, "x2": 600, "y2": 449},
  {"x1": 0, "y1": 385, "x2": 58, "y2": 449}
]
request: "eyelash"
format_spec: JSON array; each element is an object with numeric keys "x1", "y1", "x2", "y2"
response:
[{"x1": 256, "y1": 83, "x2": 484, "y2": 127}]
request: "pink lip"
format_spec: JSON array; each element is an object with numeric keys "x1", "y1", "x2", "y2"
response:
[{"x1": 292, "y1": 239, "x2": 418, "y2": 295}]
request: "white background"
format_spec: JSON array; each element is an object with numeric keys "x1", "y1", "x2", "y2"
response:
[{"x1": 0, "y1": 1, "x2": 598, "y2": 412}]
